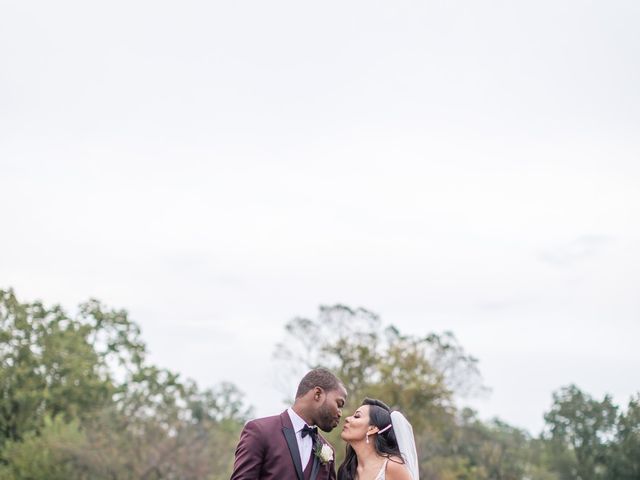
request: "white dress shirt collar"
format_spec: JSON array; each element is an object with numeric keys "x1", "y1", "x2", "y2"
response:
[
  {"x1": 287, "y1": 407, "x2": 317, "y2": 468},
  {"x1": 287, "y1": 407, "x2": 314, "y2": 432}
]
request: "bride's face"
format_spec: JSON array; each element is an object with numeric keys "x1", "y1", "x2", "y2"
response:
[{"x1": 340, "y1": 405, "x2": 374, "y2": 443}]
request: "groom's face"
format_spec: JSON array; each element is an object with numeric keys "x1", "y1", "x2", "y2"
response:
[{"x1": 313, "y1": 386, "x2": 347, "y2": 432}]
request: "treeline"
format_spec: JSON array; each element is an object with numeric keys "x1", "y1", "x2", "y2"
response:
[
  {"x1": 0, "y1": 290, "x2": 638, "y2": 479},
  {"x1": 274, "y1": 306, "x2": 640, "y2": 480},
  {"x1": 0, "y1": 289, "x2": 249, "y2": 479}
]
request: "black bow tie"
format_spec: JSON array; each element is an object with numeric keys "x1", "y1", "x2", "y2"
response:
[{"x1": 301, "y1": 424, "x2": 318, "y2": 440}]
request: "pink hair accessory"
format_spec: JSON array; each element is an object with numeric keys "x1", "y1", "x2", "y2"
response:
[{"x1": 377, "y1": 423, "x2": 393, "y2": 434}]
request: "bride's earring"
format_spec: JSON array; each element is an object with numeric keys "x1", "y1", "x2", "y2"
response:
[{"x1": 365, "y1": 433, "x2": 370, "y2": 444}]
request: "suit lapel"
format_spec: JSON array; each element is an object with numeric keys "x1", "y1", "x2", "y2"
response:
[
  {"x1": 310, "y1": 449, "x2": 321, "y2": 480},
  {"x1": 310, "y1": 437, "x2": 329, "y2": 480},
  {"x1": 282, "y1": 426, "x2": 304, "y2": 480}
]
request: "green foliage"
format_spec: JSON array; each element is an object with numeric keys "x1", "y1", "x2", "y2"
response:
[
  {"x1": 606, "y1": 395, "x2": 640, "y2": 480},
  {"x1": 275, "y1": 304, "x2": 489, "y2": 475},
  {"x1": 0, "y1": 415, "x2": 86, "y2": 480},
  {"x1": 0, "y1": 289, "x2": 114, "y2": 447},
  {"x1": 2, "y1": 290, "x2": 638, "y2": 479},
  {"x1": 275, "y1": 305, "x2": 480, "y2": 417},
  {"x1": 453, "y1": 410, "x2": 559, "y2": 480},
  {"x1": 543, "y1": 384, "x2": 617, "y2": 480},
  {"x1": 273, "y1": 305, "x2": 640, "y2": 480},
  {"x1": 0, "y1": 289, "x2": 251, "y2": 479}
]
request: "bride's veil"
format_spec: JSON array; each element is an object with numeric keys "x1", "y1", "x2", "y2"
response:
[{"x1": 391, "y1": 411, "x2": 419, "y2": 480}]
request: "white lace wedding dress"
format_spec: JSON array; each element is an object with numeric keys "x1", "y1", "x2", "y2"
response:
[{"x1": 374, "y1": 459, "x2": 389, "y2": 480}]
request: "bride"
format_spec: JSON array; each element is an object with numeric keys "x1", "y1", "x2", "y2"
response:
[{"x1": 337, "y1": 398, "x2": 418, "y2": 480}]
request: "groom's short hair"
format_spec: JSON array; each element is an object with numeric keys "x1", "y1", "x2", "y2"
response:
[{"x1": 295, "y1": 368, "x2": 343, "y2": 398}]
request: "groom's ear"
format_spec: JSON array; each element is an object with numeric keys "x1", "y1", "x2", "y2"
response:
[{"x1": 312, "y1": 387, "x2": 325, "y2": 402}]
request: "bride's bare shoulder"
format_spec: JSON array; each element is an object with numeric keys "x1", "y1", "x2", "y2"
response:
[{"x1": 385, "y1": 457, "x2": 412, "y2": 480}]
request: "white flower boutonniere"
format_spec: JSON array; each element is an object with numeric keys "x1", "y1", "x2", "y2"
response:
[{"x1": 315, "y1": 443, "x2": 333, "y2": 464}]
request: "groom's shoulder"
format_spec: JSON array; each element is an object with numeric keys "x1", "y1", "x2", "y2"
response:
[{"x1": 243, "y1": 411, "x2": 286, "y2": 430}]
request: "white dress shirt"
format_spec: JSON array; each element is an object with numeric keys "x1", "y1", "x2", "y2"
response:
[{"x1": 287, "y1": 407, "x2": 316, "y2": 468}]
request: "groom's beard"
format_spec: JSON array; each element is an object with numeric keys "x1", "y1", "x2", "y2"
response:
[{"x1": 316, "y1": 401, "x2": 340, "y2": 432}]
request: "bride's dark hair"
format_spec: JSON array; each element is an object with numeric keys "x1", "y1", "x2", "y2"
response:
[{"x1": 337, "y1": 398, "x2": 405, "y2": 480}]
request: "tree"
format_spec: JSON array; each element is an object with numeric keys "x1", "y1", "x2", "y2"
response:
[
  {"x1": 0, "y1": 416, "x2": 86, "y2": 480},
  {"x1": 543, "y1": 385, "x2": 617, "y2": 480},
  {"x1": 70, "y1": 381, "x2": 252, "y2": 479},
  {"x1": 0, "y1": 289, "x2": 115, "y2": 446},
  {"x1": 608, "y1": 395, "x2": 640, "y2": 480},
  {"x1": 274, "y1": 304, "x2": 483, "y2": 472},
  {"x1": 453, "y1": 409, "x2": 557, "y2": 480},
  {"x1": 0, "y1": 288, "x2": 252, "y2": 479}
]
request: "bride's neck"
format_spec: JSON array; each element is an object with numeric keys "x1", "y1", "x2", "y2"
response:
[{"x1": 351, "y1": 440, "x2": 381, "y2": 468}]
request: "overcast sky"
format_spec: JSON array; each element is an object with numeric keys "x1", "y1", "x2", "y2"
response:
[{"x1": 1, "y1": 0, "x2": 639, "y2": 434}]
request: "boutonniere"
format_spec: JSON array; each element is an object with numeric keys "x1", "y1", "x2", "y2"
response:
[{"x1": 314, "y1": 443, "x2": 333, "y2": 464}]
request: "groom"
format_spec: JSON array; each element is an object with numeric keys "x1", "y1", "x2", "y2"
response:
[{"x1": 230, "y1": 368, "x2": 347, "y2": 480}]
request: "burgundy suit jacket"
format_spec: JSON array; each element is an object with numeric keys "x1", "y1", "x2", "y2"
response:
[{"x1": 230, "y1": 410, "x2": 337, "y2": 480}]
